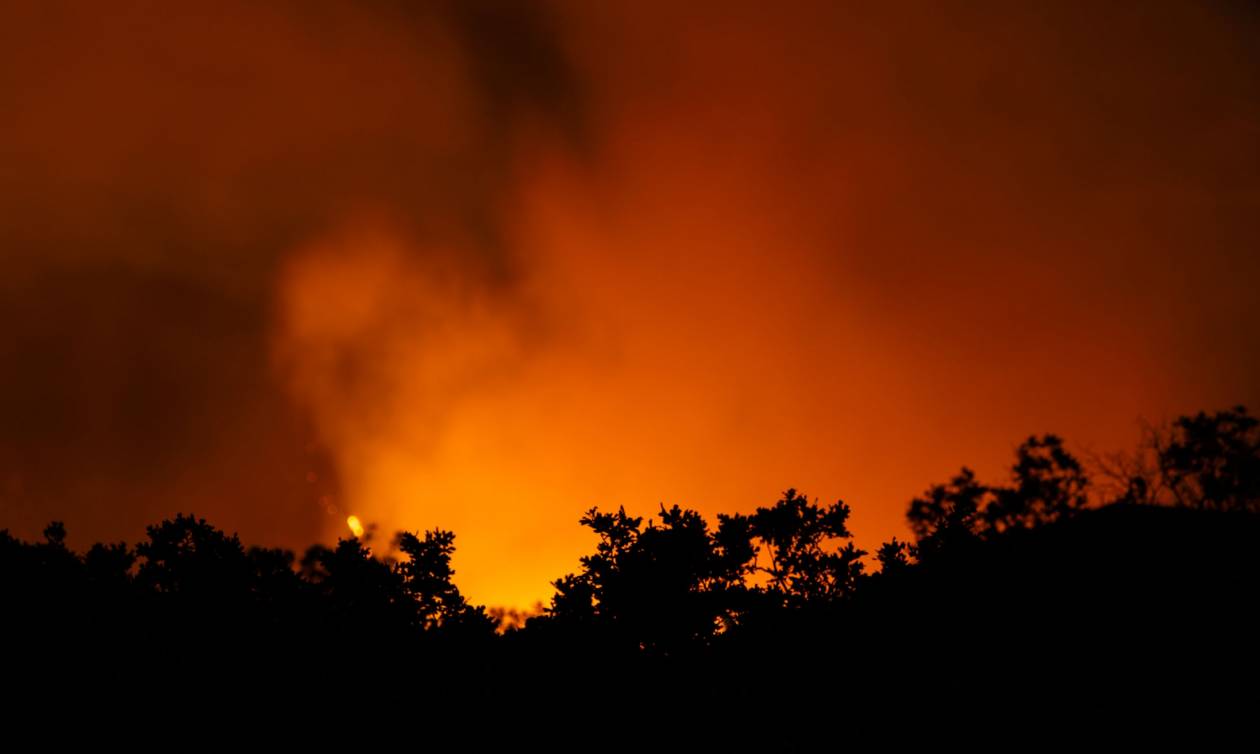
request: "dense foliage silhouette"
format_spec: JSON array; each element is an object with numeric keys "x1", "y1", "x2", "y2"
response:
[{"x1": 2, "y1": 405, "x2": 1258, "y2": 702}]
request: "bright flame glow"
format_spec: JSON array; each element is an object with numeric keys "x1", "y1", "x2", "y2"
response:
[{"x1": 346, "y1": 515, "x2": 365, "y2": 538}]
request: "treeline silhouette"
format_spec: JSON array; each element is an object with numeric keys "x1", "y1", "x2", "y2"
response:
[{"x1": 3, "y1": 406, "x2": 1258, "y2": 701}]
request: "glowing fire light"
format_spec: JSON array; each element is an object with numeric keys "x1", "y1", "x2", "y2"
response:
[{"x1": 346, "y1": 515, "x2": 365, "y2": 538}]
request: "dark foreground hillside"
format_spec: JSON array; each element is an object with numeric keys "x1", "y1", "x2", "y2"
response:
[
  {"x1": 843, "y1": 504, "x2": 1260, "y2": 690},
  {"x1": 3, "y1": 504, "x2": 1256, "y2": 705},
  {"x1": 3, "y1": 407, "x2": 1258, "y2": 716}
]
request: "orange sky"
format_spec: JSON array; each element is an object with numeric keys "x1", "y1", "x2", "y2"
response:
[{"x1": 2, "y1": 1, "x2": 1258, "y2": 607}]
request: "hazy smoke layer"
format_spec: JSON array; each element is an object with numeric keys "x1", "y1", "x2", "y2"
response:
[{"x1": 2, "y1": 1, "x2": 1257, "y2": 606}]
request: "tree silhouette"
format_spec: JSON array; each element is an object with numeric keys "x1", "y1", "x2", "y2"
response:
[
  {"x1": 907, "y1": 467, "x2": 987, "y2": 559},
  {"x1": 300, "y1": 537, "x2": 415, "y2": 639},
  {"x1": 1091, "y1": 406, "x2": 1260, "y2": 512},
  {"x1": 135, "y1": 514, "x2": 250, "y2": 598},
  {"x1": 395, "y1": 529, "x2": 496, "y2": 637},
  {"x1": 875, "y1": 538, "x2": 912, "y2": 577},
  {"x1": 748, "y1": 489, "x2": 865, "y2": 606},
  {"x1": 909, "y1": 436, "x2": 1094, "y2": 559},
  {"x1": 539, "y1": 491, "x2": 868, "y2": 656},
  {"x1": 1156, "y1": 406, "x2": 1260, "y2": 512},
  {"x1": 544, "y1": 504, "x2": 749, "y2": 656},
  {"x1": 984, "y1": 435, "x2": 1090, "y2": 532}
]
